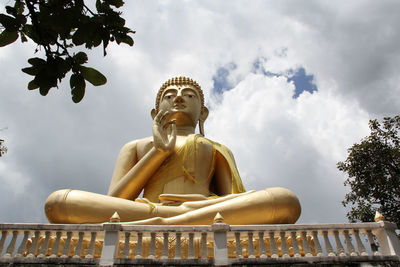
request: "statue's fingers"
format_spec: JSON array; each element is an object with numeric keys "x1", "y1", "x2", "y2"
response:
[
  {"x1": 167, "y1": 123, "x2": 177, "y2": 149},
  {"x1": 154, "y1": 110, "x2": 164, "y2": 123},
  {"x1": 160, "y1": 111, "x2": 170, "y2": 125},
  {"x1": 162, "y1": 118, "x2": 177, "y2": 130}
]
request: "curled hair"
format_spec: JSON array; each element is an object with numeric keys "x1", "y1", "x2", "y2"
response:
[{"x1": 155, "y1": 76, "x2": 204, "y2": 111}]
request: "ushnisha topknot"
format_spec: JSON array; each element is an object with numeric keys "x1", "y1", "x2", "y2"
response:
[{"x1": 155, "y1": 76, "x2": 204, "y2": 111}]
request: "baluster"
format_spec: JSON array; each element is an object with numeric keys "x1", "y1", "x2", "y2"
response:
[
  {"x1": 16, "y1": 230, "x2": 30, "y2": 258},
  {"x1": 269, "y1": 232, "x2": 278, "y2": 258},
  {"x1": 3, "y1": 230, "x2": 18, "y2": 258},
  {"x1": 27, "y1": 230, "x2": 41, "y2": 257},
  {"x1": 175, "y1": 232, "x2": 182, "y2": 259},
  {"x1": 61, "y1": 231, "x2": 72, "y2": 258},
  {"x1": 280, "y1": 232, "x2": 289, "y2": 258},
  {"x1": 38, "y1": 231, "x2": 51, "y2": 258},
  {"x1": 201, "y1": 232, "x2": 207, "y2": 259},
  {"x1": 366, "y1": 230, "x2": 380, "y2": 255},
  {"x1": 188, "y1": 232, "x2": 195, "y2": 259},
  {"x1": 148, "y1": 232, "x2": 156, "y2": 259},
  {"x1": 85, "y1": 232, "x2": 97, "y2": 259},
  {"x1": 301, "y1": 231, "x2": 312, "y2": 257},
  {"x1": 343, "y1": 230, "x2": 357, "y2": 256},
  {"x1": 248, "y1": 232, "x2": 255, "y2": 258},
  {"x1": 122, "y1": 232, "x2": 130, "y2": 259},
  {"x1": 235, "y1": 232, "x2": 242, "y2": 258},
  {"x1": 333, "y1": 230, "x2": 346, "y2": 256},
  {"x1": 135, "y1": 232, "x2": 143, "y2": 259},
  {"x1": 258, "y1": 232, "x2": 266, "y2": 258},
  {"x1": 0, "y1": 231, "x2": 8, "y2": 255},
  {"x1": 49, "y1": 231, "x2": 62, "y2": 258},
  {"x1": 73, "y1": 232, "x2": 85, "y2": 258},
  {"x1": 322, "y1": 231, "x2": 335, "y2": 256},
  {"x1": 353, "y1": 229, "x2": 368, "y2": 256},
  {"x1": 312, "y1": 231, "x2": 323, "y2": 256},
  {"x1": 291, "y1": 231, "x2": 301, "y2": 257},
  {"x1": 162, "y1": 232, "x2": 169, "y2": 259}
]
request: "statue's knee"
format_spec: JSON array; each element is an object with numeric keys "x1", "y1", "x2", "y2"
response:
[
  {"x1": 263, "y1": 187, "x2": 301, "y2": 223},
  {"x1": 45, "y1": 189, "x2": 72, "y2": 223}
]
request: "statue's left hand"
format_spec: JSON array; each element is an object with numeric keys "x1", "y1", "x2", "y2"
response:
[{"x1": 159, "y1": 193, "x2": 208, "y2": 204}]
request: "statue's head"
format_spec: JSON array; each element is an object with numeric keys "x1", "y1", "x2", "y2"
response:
[{"x1": 152, "y1": 76, "x2": 209, "y2": 136}]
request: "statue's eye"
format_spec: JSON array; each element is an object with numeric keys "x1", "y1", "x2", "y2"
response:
[{"x1": 184, "y1": 93, "x2": 195, "y2": 98}]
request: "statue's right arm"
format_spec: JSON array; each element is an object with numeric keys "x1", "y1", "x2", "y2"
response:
[
  {"x1": 107, "y1": 110, "x2": 177, "y2": 200},
  {"x1": 107, "y1": 141, "x2": 171, "y2": 200}
]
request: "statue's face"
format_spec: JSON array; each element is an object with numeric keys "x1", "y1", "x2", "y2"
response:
[{"x1": 159, "y1": 84, "x2": 202, "y2": 126}]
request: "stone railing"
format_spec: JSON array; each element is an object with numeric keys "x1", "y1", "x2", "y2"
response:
[{"x1": 0, "y1": 221, "x2": 399, "y2": 266}]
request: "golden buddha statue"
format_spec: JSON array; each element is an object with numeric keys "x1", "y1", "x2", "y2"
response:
[{"x1": 45, "y1": 76, "x2": 301, "y2": 225}]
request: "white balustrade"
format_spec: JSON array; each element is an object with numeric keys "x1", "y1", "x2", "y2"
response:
[{"x1": 0, "y1": 221, "x2": 398, "y2": 266}]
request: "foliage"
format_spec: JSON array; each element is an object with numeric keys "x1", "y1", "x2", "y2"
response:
[
  {"x1": 338, "y1": 116, "x2": 400, "y2": 226},
  {"x1": 0, "y1": 139, "x2": 7, "y2": 157},
  {"x1": 0, "y1": 0, "x2": 134, "y2": 102}
]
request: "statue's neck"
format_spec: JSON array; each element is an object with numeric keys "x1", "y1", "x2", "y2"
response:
[{"x1": 172, "y1": 126, "x2": 196, "y2": 136}]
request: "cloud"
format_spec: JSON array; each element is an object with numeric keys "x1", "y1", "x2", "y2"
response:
[
  {"x1": 0, "y1": 0, "x2": 398, "y2": 224},
  {"x1": 207, "y1": 73, "x2": 369, "y2": 223}
]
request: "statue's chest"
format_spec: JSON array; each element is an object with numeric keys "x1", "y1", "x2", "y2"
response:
[
  {"x1": 142, "y1": 136, "x2": 216, "y2": 199},
  {"x1": 162, "y1": 138, "x2": 215, "y2": 192},
  {"x1": 178, "y1": 138, "x2": 214, "y2": 176}
]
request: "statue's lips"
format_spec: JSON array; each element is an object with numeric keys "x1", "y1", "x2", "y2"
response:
[{"x1": 172, "y1": 104, "x2": 186, "y2": 110}]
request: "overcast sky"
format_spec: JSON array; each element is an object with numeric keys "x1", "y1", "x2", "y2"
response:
[{"x1": 1, "y1": 0, "x2": 399, "y2": 224}]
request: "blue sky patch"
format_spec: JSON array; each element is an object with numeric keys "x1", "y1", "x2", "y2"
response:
[
  {"x1": 252, "y1": 58, "x2": 280, "y2": 77},
  {"x1": 252, "y1": 57, "x2": 318, "y2": 98},
  {"x1": 212, "y1": 63, "x2": 237, "y2": 94},
  {"x1": 288, "y1": 67, "x2": 318, "y2": 98},
  {"x1": 215, "y1": 58, "x2": 318, "y2": 98}
]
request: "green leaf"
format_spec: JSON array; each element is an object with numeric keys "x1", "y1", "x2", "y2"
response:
[
  {"x1": 22, "y1": 66, "x2": 38, "y2": 76},
  {"x1": 39, "y1": 86, "x2": 50, "y2": 96},
  {"x1": 54, "y1": 57, "x2": 71, "y2": 78},
  {"x1": 70, "y1": 74, "x2": 86, "y2": 103},
  {"x1": 28, "y1": 57, "x2": 46, "y2": 66},
  {"x1": 14, "y1": 1, "x2": 25, "y2": 15},
  {"x1": 96, "y1": 0, "x2": 102, "y2": 12},
  {"x1": 121, "y1": 35, "x2": 134, "y2": 46},
  {"x1": 72, "y1": 27, "x2": 86, "y2": 46},
  {"x1": 0, "y1": 14, "x2": 17, "y2": 30},
  {"x1": 108, "y1": 0, "x2": 124, "y2": 8},
  {"x1": 5, "y1": 6, "x2": 16, "y2": 16},
  {"x1": 80, "y1": 66, "x2": 107, "y2": 86},
  {"x1": 20, "y1": 32, "x2": 27, "y2": 42},
  {"x1": 28, "y1": 80, "x2": 39, "y2": 90},
  {"x1": 0, "y1": 30, "x2": 18, "y2": 47},
  {"x1": 73, "y1": 52, "x2": 88, "y2": 64}
]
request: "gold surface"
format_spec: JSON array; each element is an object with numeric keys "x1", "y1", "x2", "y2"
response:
[
  {"x1": 45, "y1": 76, "x2": 301, "y2": 225},
  {"x1": 374, "y1": 211, "x2": 385, "y2": 222}
]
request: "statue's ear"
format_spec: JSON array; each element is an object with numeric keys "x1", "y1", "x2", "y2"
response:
[
  {"x1": 151, "y1": 109, "x2": 157, "y2": 119},
  {"x1": 200, "y1": 107, "x2": 209, "y2": 122}
]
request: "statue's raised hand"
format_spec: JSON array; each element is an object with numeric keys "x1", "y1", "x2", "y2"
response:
[{"x1": 152, "y1": 111, "x2": 177, "y2": 152}]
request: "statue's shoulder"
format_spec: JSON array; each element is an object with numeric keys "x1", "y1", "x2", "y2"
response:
[
  {"x1": 120, "y1": 136, "x2": 153, "y2": 151},
  {"x1": 196, "y1": 135, "x2": 234, "y2": 156}
]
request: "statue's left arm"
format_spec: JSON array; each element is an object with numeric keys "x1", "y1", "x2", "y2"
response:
[
  {"x1": 213, "y1": 150, "x2": 234, "y2": 195},
  {"x1": 211, "y1": 143, "x2": 246, "y2": 195}
]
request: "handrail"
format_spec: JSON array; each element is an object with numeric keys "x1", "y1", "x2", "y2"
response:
[{"x1": 0, "y1": 221, "x2": 398, "y2": 266}]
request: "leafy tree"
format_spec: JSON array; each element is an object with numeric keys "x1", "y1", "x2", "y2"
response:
[
  {"x1": 0, "y1": 0, "x2": 134, "y2": 103},
  {"x1": 337, "y1": 116, "x2": 400, "y2": 226},
  {"x1": 0, "y1": 139, "x2": 7, "y2": 157}
]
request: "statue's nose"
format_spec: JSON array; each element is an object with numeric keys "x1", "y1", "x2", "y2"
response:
[{"x1": 174, "y1": 92, "x2": 184, "y2": 103}]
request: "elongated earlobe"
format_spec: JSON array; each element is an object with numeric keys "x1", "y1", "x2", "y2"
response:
[
  {"x1": 199, "y1": 107, "x2": 209, "y2": 136},
  {"x1": 199, "y1": 120, "x2": 205, "y2": 136},
  {"x1": 151, "y1": 109, "x2": 157, "y2": 119}
]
